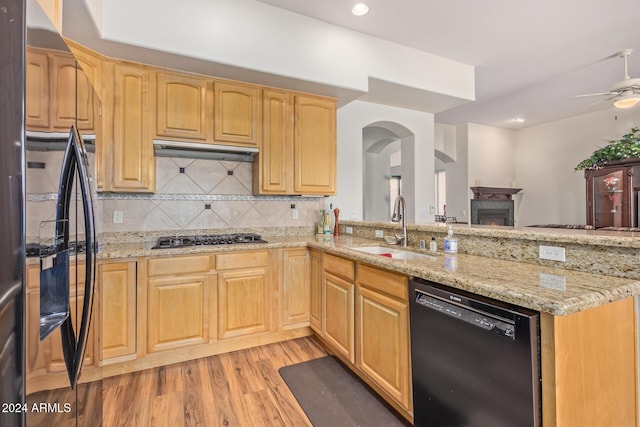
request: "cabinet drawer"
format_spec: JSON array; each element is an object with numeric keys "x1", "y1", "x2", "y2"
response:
[
  {"x1": 215, "y1": 251, "x2": 269, "y2": 271},
  {"x1": 358, "y1": 264, "x2": 408, "y2": 301},
  {"x1": 148, "y1": 255, "x2": 212, "y2": 277},
  {"x1": 323, "y1": 254, "x2": 355, "y2": 282}
]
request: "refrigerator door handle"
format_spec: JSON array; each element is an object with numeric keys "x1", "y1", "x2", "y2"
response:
[{"x1": 56, "y1": 126, "x2": 97, "y2": 389}]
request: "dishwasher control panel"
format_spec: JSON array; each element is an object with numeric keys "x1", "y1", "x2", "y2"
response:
[{"x1": 415, "y1": 291, "x2": 516, "y2": 339}]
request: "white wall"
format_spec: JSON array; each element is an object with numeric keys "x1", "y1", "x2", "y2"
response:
[
  {"x1": 440, "y1": 124, "x2": 469, "y2": 222},
  {"x1": 363, "y1": 140, "x2": 400, "y2": 221},
  {"x1": 330, "y1": 101, "x2": 435, "y2": 224},
  {"x1": 468, "y1": 123, "x2": 516, "y2": 188},
  {"x1": 78, "y1": 0, "x2": 474, "y2": 107},
  {"x1": 515, "y1": 107, "x2": 640, "y2": 225}
]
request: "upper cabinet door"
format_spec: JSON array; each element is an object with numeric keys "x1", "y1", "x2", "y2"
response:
[
  {"x1": 294, "y1": 95, "x2": 336, "y2": 195},
  {"x1": 25, "y1": 50, "x2": 50, "y2": 130},
  {"x1": 257, "y1": 90, "x2": 294, "y2": 194},
  {"x1": 111, "y1": 63, "x2": 155, "y2": 192},
  {"x1": 49, "y1": 53, "x2": 80, "y2": 131},
  {"x1": 26, "y1": 47, "x2": 97, "y2": 132},
  {"x1": 214, "y1": 81, "x2": 262, "y2": 146},
  {"x1": 155, "y1": 72, "x2": 210, "y2": 141},
  {"x1": 68, "y1": 42, "x2": 102, "y2": 132}
]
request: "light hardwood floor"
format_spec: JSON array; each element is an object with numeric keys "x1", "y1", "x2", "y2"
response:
[
  {"x1": 102, "y1": 336, "x2": 328, "y2": 426},
  {"x1": 26, "y1": 337, "x2": 328, "y2": 426}
]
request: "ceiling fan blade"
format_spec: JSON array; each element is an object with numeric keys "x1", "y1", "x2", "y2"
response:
[{"x1": 574, "y1": 92, "x2": 617, "y2": 98}]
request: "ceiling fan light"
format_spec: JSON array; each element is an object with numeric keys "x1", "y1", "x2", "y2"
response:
[{"x1": 613, "y1": 95, "x2": 640, "y2": 109}]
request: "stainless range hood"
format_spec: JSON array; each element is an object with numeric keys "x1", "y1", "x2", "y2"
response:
[
  {"x1": 153, "y1": 139, "x2": 258, "y2": 162},
  {"x1": 26, "y1": 130, "x2": 96, "y2": 152}
]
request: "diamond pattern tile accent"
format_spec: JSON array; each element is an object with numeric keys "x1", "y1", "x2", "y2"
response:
[
  {"x1": 183, "y1": 159, "x2": 228, "y2": 193},
  {"x1": 156, "y1": 200, "x2": 206, "y2": 228},
  {"x1": 95, "y1": 157, "x2": 320, "y2": 233}
]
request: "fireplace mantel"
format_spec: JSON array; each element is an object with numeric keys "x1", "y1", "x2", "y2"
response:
[{"x1": 470, "y1": 186, "x2": 522, "y2": 200}]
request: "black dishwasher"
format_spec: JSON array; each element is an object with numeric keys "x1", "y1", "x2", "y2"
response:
[{"x1": 409, "y1": 278, "x2": 541, "y2": 427}]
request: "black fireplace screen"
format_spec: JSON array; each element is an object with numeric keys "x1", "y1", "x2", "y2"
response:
[{"x1": 471, "y1": 200, "x2": 514, "y2": 226}]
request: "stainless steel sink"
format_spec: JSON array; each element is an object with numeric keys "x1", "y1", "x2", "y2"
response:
[{"x1": 349, "y1": 245, "x2": 435, "y2": 261}]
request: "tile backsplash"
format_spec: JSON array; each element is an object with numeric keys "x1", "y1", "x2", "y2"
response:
[
  {"x1": 26, "y1": 155, "x2": 324, "y2": 239},
  {"x1": 100, "y1": 157, "x2": 324, "y2": 233}
]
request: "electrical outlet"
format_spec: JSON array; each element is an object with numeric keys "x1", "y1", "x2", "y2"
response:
[
  {"x1": 113, "y1": 211, "x2": 123, "y2": 224},
  {"x1": 345, "y1": 226, "x2": 353, "y2": 234},
  {"x1": 374, "y1": 230, "x2": 384, "y2": 238},
  {"x1": 291, "y1": 208, "x2": 299, "y2": 220},
  {"x1": 539, "y1": 245, "x2": 565, "y2": 262}
]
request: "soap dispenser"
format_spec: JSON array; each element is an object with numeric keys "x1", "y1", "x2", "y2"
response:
[{"x1": 444, "y1": 226, "x2": 458, "y2": 254}]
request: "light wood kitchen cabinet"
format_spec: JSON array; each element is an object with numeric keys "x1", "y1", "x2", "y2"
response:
[
  {"x1": 541, "y1": 297, "x2": 637, "y2": 427},
  {"x1": 100, "y1": 260, "x2": 137, "y2": 362},
  {"x1": 294, "y1": 95, "x2": 336, "y2": 195},
  {"x1": 309, "y1": 250, "x2": 323, "y2": 333},
  {"x1": 25, "y1": 50, "x2": 50, "y2": 129},
  {"x1": 216, "y1": 251, "x2": 270, "y2": 339},
  {"x1": 255, "y1": 90, "x2": 294, "y2": 194},
  {"x1": 213, "y1": 81, "x2": 262, "y2": 146},
  {"x1": 146, "y1": 255, "x2": 213, "y2": 353},
  {"x1": 105, "y1": 62, "x2": 155, "y2": 192},
  {"x1": 356, "y1": 265, "x2": 411, "y2": 412},
  {"x1": 281, "y1": 248, "x2": 310, "y2": 328},
  {"x1": 155, "y1": 72, "x2": 210, "y2": 141},
  {"x1": 254, "y1": 92, "x2": 336, "y2": 195},
  {"x1": 322, "y1": 254, "x2": 355, "y2": 363},
  {"x1": 26, "y1": 47, "x2": 96, "y2": 133}
]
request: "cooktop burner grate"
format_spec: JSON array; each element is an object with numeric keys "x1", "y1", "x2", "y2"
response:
[{"x1": 152, "y1": 233, "x2": 268, "y2": 249}]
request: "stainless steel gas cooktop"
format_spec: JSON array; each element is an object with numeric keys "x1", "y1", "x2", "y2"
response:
[{"x1": 151, "y1": 233, "x2": 268, "y2": 249}]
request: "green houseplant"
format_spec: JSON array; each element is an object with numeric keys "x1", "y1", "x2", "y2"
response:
[{"x1": 575, "y1": 126, "x2": 640, "y2": 170}]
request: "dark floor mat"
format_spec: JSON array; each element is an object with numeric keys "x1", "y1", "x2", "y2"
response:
[{"x1": 278, "y1": 356, "x2": 410, "y2": 427}]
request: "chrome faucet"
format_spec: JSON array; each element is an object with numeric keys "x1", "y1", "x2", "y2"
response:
[{"x1": 391, "y1": 195, "x2": 407, "y2": 247}]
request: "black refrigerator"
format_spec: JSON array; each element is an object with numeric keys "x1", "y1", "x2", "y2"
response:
[
  {"x1": 0, "y1": 0, "x2": 26, "y2": 425},
  {"x1": 1, "y1": 0, "x2": 103, "y2": 425}
]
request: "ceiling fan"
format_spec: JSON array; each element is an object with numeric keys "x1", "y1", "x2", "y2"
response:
[{"x1": 576, "y1": 49, "x2": 640, "y2": 109}]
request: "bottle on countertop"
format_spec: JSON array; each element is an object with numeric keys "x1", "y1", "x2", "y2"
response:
[
  {"x1": 323, "y1": 211, "x2": 331, "y2": 234},
  {"x1": 429, "y1": 237, "x2": 437, "y2": 253},
  {"x1": 444, "y1": 226, "x2": 458, "y2": 254},
  {"x1": 317, "y1": 210, "x2": 325, "y2": 235}
]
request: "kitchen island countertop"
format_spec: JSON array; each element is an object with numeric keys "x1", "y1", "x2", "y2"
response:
[{"x1": 98, "y1": 234, "x2": 640, "y2": 316}]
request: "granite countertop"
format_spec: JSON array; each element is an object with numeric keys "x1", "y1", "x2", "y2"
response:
[{"x1": 97, "y1": 234, "x2": 640, "y2": 317}]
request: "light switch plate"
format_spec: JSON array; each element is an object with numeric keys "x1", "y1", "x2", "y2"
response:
[
  {"x1": 113, "y1": 211, "x2": 123, "y2": 224},
  {"x1": 345, "y1": 226, "x2": 353, "y2": 234},
  {"x1": 539, "y1": 245, "x2": 565, "y2": 262}
]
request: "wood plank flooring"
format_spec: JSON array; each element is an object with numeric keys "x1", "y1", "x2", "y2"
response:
[{"x1": 102, "y1": 336, "x2": 328, "y2": 426}]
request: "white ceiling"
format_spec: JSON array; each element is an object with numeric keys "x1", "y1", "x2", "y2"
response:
[{"x1": 256, "y1": 0, "x2": 640, "y2": 129}]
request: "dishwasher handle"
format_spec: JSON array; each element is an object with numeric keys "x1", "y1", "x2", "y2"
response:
[{"x1": 415, "y1": 290, "x2": 516, "y2": 340}]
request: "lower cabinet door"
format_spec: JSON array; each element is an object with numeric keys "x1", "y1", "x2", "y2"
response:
[
  {"x1": 147, "y1": 274, "x2": 210, "y2": 353},
  {"x1": 218, "y1": 268, "x2": 270, "y2": 339},
  {"x1": 323, "y1": 272, "x2": 354, "y2": 363},
  {"x1": 357, "y1": 286, "x2": 411, "y2": 410},
  {"x1": 282, "y1": 249, "x2": 310, "y2": 327},
  {"x1": 101, "y1": 261, "x2": 137, "y2": 362}
]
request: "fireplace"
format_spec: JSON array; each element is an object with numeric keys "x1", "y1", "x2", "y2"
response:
[
  {"x1": 470, "y1": 186, "x2": 521, "y2": 227},
  {"x1": 471, "y1": 201, "x2": 514, "y2": 226}
]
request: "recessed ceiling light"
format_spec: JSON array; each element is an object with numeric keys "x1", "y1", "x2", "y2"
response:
[
  {"x1": 512, "y1": 117, "x2": 525, "y2": 123},
  {"x1": 352, "y1": 3, "x2": 370, "y2": 16}
]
